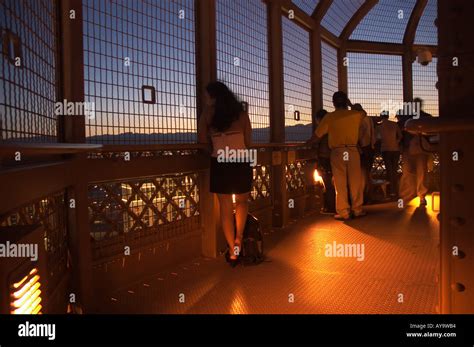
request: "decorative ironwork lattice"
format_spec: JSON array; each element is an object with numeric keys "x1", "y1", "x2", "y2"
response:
[
  {"x1": 0, "y1": 191, "x2": 68, "y2": 293},
  {"x1": 285, "y1": 161, "x2": 306, "y2": 193},
  {"x1": 88, "y1": 173, "x2": 200, "y2": 258},
  {"x1": 251, "y1": 165, "x2": 271, "y2": 201}
]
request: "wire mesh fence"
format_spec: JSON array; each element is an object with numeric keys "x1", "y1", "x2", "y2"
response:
[
  {"x1": 350, "y1": 0, "x2": 416, "y2": 44},
  {"x1": 282, "y1": 16, "x2": 312, "y2": 142},
  {"x1": 0, "y1": 0, "x2": 58, "y2": 142},
  {"x1": 414, "y1": 0, "x2": 437, "y2": 45},
  {"x1": 347, "y1": 52, "x2": 403, "y2": 119},
  {"x1": 82, "y1": 0, "x2": 197, "y2": 144},
  {"x1": 216, "y1": 0, "x2": 270, "y2": 143},
  {"x1": 291, "y1": 0, "x2": 319, "y2": 16},
  {"x1": 321, "y1": 0, "x2": 365, "y2": 37},
  {"x1": 321, "y1": 40, "x2": 338, "y2": 112},
  {"x1": 413, "y1": 57, "x2": 438, "y2": 117}
]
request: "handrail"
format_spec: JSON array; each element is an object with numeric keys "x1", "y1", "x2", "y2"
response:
[
  {"x1": 94, "y1": 142, "x2": 311, "y2": 152},
  {"x1": 0, "y1": 142, "x2": 103, "y2": 157},
  {"x1": 0, "y1": 141, "x2": 312, "y2": 157},
  {"x1": 405, "y1": 117, "x2": 474, "y2": 135}
]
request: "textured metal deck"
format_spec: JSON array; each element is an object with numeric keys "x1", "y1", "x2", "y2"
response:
[{"x1": 98, "y1": 200, "x2": 440, "y2": 314}]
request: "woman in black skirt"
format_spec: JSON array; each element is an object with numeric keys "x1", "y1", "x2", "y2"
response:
[{"x1": 198, "y1": 82, "x2": 252, "y2": 267}]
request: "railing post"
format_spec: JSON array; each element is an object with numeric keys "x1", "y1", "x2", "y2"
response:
[
  {"x1": 437, "y1": 0, "x2": 474, "y2": 313},
  {"x1": 311, "y1": 24, "x2": 323, "y2": 115},
  {"x1": 267, "y1": 0, "x2": 289, "y2": 227},
  {"x1": 337, "y1": 43, "x2": 348, "y2": 93},
  {"x1": 58, "y1": 0, "x2": 94, "y2": 311},
  {"x1": 402, "y1": 47, "x2": 414, "y2": 102},
  {"x1": 195, "y1": 0, "x2": 222, "y2": 257}
]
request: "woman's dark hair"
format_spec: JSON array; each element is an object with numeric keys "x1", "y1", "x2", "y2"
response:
[{"x1": 206, "y1": 81, "x2": 243, "y2": 132}]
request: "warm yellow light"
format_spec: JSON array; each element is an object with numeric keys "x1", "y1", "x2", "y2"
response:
[
  {"x1": 232, "y1": 194, "x2": 236, "y2": 204},
  {"x1": 13, "y1": 275, "x2": 39, "y2": 299},
  {"x1": 10, "y1": 268, "x2": 42, "y2": 315},
  {"x1": 13, "y1": 282, "x2": 41, "y2": 308},
  {"x1": 313, "y1": 169, "x2": 325, "y2": 188}
]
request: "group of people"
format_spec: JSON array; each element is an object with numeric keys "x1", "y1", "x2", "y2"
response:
[
  {"x1": 308, "y1": 92, "x2": 433, "y2": 220},
  {"x1": 198, "y1": 82, "x2": 433, "y2": 266}
]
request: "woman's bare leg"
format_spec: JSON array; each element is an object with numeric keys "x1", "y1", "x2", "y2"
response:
[
  {"x1": 217, "y1": 194, "x2": 237, "y2": 259},
  {"x1": 234, "y1": 193, "x2": 249, "y2": 250}
]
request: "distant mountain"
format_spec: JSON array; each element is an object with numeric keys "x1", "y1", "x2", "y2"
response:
[
  {"x1": 1, "y1": 124, "x2": 313, "y2": 144},
  {"x1": 86, "y1": 124, "x2": 313, "y2": 144}
]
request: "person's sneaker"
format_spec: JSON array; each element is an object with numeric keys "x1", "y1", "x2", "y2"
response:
[
  {"x1": 419, "y1": 197, "x2": 427, "y2": 207},
  {"x1": 353, "y1": 210, "x2": 367, "y2": 218},
  {"x1": 334, "y1": 214, "x2": 351, "y2": 221}
]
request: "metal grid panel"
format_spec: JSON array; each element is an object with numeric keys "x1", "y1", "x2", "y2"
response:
[
  {"x1": 414, "y1": 0, "x2": 437, "y2": 45},
  {"x1": 282, "y1": 17, "x2": 312, "y2": 142},
  {"x1": 321, "y1": 40, "x2": 338, "y2": 111},
  {"x1": 0, "y1": 191, "x2": 68, "y2": 294},
  {"x1": 350, "y1": 0, "x2": 417, "y2": 44},
  {"x1": 321, "y1": 0, "x2": 365, "y2": 37},
  {"x1": 291, "y1": 0, "x2": 320, "y2": 16},
  {"x1": 89, "y1": 172, "x2": 200, "y2": 259},
  {"x1": 83, "y1": 0, "x2": 197, "y2": 144},
  {"x1": 216, "y1": 0, "x2": 270, "y2": 143},
  {"x1": 347, "y1": 53, "x2": 403, "y2": 118},
  {"x1": 413, "y1": 57, "x2": 438, "y2": 117},
  {"x1": 0, "y1": 0, "x2": 58, "y2": 142}
]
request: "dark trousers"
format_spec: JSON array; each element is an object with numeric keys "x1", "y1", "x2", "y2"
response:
[
  {"x1": 360, "y1": 146, "x2": 375, "y2": 201},
  {"x1": 318, "y1": 157, "x2": 336, "y2": 212},
  {"x1": 382, "y1": 151, "x2": 400, "y2": 195}
]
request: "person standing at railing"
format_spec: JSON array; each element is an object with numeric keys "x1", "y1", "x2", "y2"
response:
[
  {"x1": 307, "y1": 91, "x2": 366, "y2": 221},
  {"x1": 377, "y1": 112, "x2": 402, "y2": 198},
  {"x1": 398, "y1": 98, "x2": 433, "y2": 207},
  {"x1": 351, "y1": 103, "x2": 376, "y2": 204},
  {"x1": 313, "y1": 109, "x2": 336, "y2": 214},
  {"x1": 198, "y1": 82, "x2": 252, "y2": 267}
]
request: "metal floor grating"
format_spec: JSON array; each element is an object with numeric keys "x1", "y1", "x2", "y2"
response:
[{"x1": 98, "y1": 200, "x2": 440, "y2": 314}]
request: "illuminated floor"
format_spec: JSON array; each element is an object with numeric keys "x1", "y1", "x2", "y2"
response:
[{"x1": 99, "y1": 197, "x2": 440, "y2": 314}]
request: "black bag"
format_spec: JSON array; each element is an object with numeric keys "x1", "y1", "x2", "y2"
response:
[{"x1": 230, "y1": 213, "x2": 264, "y2": 265}]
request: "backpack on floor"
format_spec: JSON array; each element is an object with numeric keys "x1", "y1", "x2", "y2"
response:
[{"x1": 234, "y1": 213, "x2": 264, "y2": 266}]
